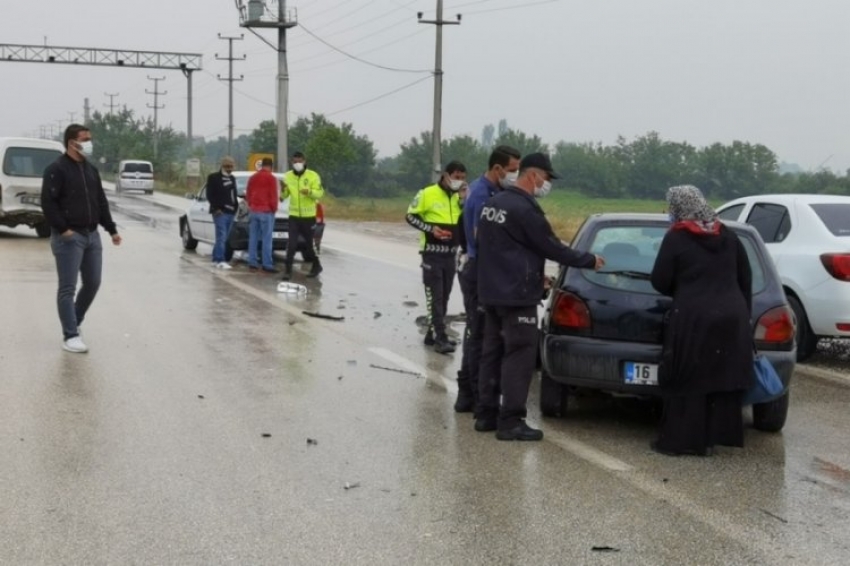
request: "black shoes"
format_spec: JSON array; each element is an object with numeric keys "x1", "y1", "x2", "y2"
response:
[
  {"x1": 650, "y1": 440, "x2": 713, "y2": 457},
  {"x1": 424, "y1": 330, "x2": 457, "y2": 348},
  {"x1": 474, "y1": 418, "x2": 497, "y2": 432},
  {"x1": 281, "y1": 264, "x2": 293, "y2": 281},
  {"x1": 496, "y1": 421, "x2": 544, "y2": 441},
  {"x1": 433, "y1": 339, "x2": 456, "y2": 355},
  {"x1": 307, "y1": 261, "x2": 323, "y2": 278},
  {"x1": 453, "y1": 391, "x2": 475, "y2": 413}
]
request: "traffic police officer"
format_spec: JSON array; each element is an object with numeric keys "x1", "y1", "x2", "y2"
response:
[
  {"x1": 282, "y1": 151, "x2": 324, "y2": 280},
  {"x1": 406, "y1": 161, "x2": 467, "y2": 354},
  {"x1": 475, "y1": 153, "x2": 605, "y2": 440}
]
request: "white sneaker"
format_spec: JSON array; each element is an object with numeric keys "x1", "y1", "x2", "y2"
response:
[
  {"x1": 218, "y1": 262, "x2": 233, "y2": 270},
  {"x1": 63, "y1": 336, "x2": 88, "y2": 353}
]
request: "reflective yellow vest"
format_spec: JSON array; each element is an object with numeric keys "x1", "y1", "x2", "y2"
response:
[{"x1": 282, "y1": 169, "x2": 324, "y2": 218}]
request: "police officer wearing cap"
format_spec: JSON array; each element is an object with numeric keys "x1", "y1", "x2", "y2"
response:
[{"x1": 475, "y1": 153, "x2": 605, "y2": 440}]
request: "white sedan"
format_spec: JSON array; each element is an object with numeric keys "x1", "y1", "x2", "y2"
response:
[{"x1": 717, "y1": 193, "x2": 850, "y2": 360}]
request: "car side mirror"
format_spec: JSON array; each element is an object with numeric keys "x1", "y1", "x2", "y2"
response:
[{"x1": 185, "y1": 192, "x2": 196, "y2": 200}]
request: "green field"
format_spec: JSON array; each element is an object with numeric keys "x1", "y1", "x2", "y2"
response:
[{"x1": 321, "y1": 192, "x2": 667, "y2": 240}]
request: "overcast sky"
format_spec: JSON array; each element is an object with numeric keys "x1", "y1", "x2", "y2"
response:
[{"x1": 2, "y1": 0, "x2": 848, "y2": 172}]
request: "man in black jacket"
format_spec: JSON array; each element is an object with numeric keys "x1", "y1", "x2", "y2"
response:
[
  {"x1": 475, "y1": 153, "x2": 604, "y2": 440},
  {"x1": 41, "y1": 124, "x2": 122, "y2": 354},
  {"x1": 206, "y1": 156, "x2": 238, "y2": 269}
]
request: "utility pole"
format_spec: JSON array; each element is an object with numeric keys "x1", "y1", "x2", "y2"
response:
[
  {"x1": 418, "y1": 2, "x2": 461, "y2": 182},
  {"x1": 104, "y1": 92, "x2": 119, "y2": 115},
  {"x1": 216, "y1": 34, "x2": 245, "y2": 156},
  {"x1": 146, "y1": 76, "x2": 167, "y2": 158},
  {"x1": 83, "y1": 98, "x2": 91, "y2": 124},
  {"x1": 238, "y1": 1, "x2": 298, "y2": 172}
]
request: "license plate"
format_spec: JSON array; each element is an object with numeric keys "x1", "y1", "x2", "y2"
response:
[
  {"x1": 624, "y1": 362, "x2": 658, "y2": 385},
  {"x1": 273, "y1": 232, "x2": 287, "y2": 238},
  {"x1": 20, "y1": 194, "x2": 41, "y2": 206}
]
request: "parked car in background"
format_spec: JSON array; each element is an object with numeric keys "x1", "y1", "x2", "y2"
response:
[
  {"x1": 0, "y1": 136, "x2": 64, "y2": 237},
  {"x1": 539, "y1": 213, "x2": 796, "y2": 432},
  {"x1": 115, "y1": 160, "x2": 154, "y2": 194},
  {"x1": 717, "y1": 194, "x2": 850, "y2": 361},
  {"x1": 179, "y1": 170, "x2": 324, "y2": 258}
]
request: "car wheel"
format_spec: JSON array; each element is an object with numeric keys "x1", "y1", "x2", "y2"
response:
[
  {"x1": 540, "y1": 370, "x2": 569, "y2": 418},
  {"x1": 181, "y1": 219, "x2": 198, "y2": 250},
  {"x1": 34, "y1": 222, "x2": 51, "y2": 238},
  {"x1": 752, "y1": 391, "x2": 790, "y2": 432},
  {"x1": 787, "y1": 295, "x2": 817, "y2": 361}
]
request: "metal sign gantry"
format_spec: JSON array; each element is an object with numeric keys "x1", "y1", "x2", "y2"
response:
[{"x1": 0, "y1": 43, "x2": 202, "y2": 142}]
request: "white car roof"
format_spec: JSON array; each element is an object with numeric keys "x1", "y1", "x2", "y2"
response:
[
  {"x1": 722, "y1": 193, "x2": 850, "y2": 206},
  {"x1": 0, "y1": 137, "x2": 65, "y2": 152}
]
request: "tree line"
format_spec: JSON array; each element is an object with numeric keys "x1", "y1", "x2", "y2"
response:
[{"x1": 83, "y1": 110, "x2": 850, "y2": 200}]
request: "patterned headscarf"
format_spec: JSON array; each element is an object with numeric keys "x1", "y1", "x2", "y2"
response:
[{"x1": 667, "y1": 185, "x2": 717, "y2": 223}]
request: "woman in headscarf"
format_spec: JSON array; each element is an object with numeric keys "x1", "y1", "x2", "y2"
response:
[{"x1": 650, "y1": 185, "x2": 754, "y2": 456}]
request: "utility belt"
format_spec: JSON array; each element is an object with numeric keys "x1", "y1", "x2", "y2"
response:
[{"x1": 421, "y1": 243, "x2": 458, "y2": 255}]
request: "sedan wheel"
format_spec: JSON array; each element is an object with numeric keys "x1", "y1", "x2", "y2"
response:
[
  {"x1": 181, "y1": 220, "x2": 198, "y2": 250},
  {"x1": 787, "y1": 295, "x2": 817, "y2": 361},
  {"x1": 540, "y1": 371, "x2": 569, "y2": 418}
]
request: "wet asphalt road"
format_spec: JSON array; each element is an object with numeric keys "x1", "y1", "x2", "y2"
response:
[{"x1": 0, "y1": 191, "x2": 849, "y2": 565}]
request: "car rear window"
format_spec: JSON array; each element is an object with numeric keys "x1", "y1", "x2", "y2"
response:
[
  {"x1": 582, "y1": 224, "x2": 766, "y2": 294},
  {"x1": 3, "y1": 147, "x2": 62, "y2": 177},
  {"x1": 122, "y1": 162, "x2": 152, "y2": 173},
  {"x1": 810, "y1": 203, "x2": 850, "y2": 236}
]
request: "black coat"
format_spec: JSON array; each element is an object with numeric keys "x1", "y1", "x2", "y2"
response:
[
  {"x1": 477, "y1": 187, "x2": 595, "y2": 307},
  {"x1": 41, "y1": 154, "x2": 117, "y2": 235},
  {"x1": 650, "y1": 224, "x2": 754, "y2": 394},
  {"x1": 206, "y1": 171, "x2": 238, "y2": 215}
]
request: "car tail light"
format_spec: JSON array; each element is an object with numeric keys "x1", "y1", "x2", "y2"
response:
[
  {"x1": 551, "y1": 290, "x2": 591, "y2": 330},
  {"x1": 754, "y1": 305, "x2": 795, "y2": 349},
  {"x1": 820, "y1": 254, "x2": 850, "y2": 281}
]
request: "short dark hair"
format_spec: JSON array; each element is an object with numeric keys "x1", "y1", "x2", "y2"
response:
[
  {"x1": 488, "y1": 145, "x2": 521, "y2": 169},
  {"x1": 292, "y1": 151, "x2": 305, "y2": 159},
  {"x1": 261, "y1": 157, "x2": 274, "y2": 167},
  {"x1": 445, "y1": 160, "x2": 466, "y2": 175},
  {"x1": 63, "y1": 124, "x2": 90, "y2": 148}
]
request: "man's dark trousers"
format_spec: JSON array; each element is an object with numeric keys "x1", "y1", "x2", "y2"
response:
[
  {"x1": 477, "y1": 305, "x2": 539, "y2": 430},
  {"x1": 458, "y1": 257, "x2": 484, "y2": 403},
  {"x1": 285, "y1": 216, "x2": 319, "y2": 265},
  {"x1": 422, "y1": 253, "x2": 455, "y2": 340}
]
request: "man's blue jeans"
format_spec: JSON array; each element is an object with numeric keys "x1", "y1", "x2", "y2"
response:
[
  {"x1": 50, "y1": 230, "x2": 103, "y2": 340},
  {"x1": 212, "y1": 212, "x2": 235, "y2": 263},
  {"x1": 247, "y1": 212, "x2": 275, "y2": 269}
]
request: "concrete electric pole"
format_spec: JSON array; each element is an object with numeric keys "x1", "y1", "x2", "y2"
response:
[
  {"x1": 238, "y1": 0, "x2": 298, "y2": 172},
  {"x1": 216, "y1": 34, "x2": 246, "y2": 156},
  {"x1": 419, "y1": 1, "x2": 461, "y2": 182},
  {"x1": 146, "y1": 76, "x2": 167, "y2": 158},
  {"x1": 83, "y1": 98, "x2": 91, "y2": 124},
  {"x1": 104, "y1": 92, "x2": 119, "y2": 115}
]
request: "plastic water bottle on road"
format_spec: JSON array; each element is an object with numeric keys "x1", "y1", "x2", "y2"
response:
[{"x1": 277, "y1": 282, "x2": 308, "y2": 294}]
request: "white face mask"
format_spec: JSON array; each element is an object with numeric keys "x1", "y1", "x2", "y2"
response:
[
  {"x1": 500, "y1": 171, "x2": 519, "y2": 188},
  {"x1": 449, "y1": 179, "x2": 464, "y2": 191},
  {"x1": 533, "y1": 176, "x2": 552, "y2": 198},
  {"x1": 292, "y1": 162, "x2": 305, "y2": 173},
  {"x1": 76, "y1": 140, "x2": 94, "y2": 158}
]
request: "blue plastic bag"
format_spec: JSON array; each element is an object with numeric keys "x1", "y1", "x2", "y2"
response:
[{"x1": 743, "y1": 354, "x2": 784, "y2": 405}]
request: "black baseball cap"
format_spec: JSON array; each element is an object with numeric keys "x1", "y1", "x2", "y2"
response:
[{"x1": 520, "y1": 152, "x2": 559, "y2": 179}]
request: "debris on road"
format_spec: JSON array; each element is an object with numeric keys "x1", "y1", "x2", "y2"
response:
[
  {"x1": 303, "y1": 311, "x2": 345, "y2": 321},
  {"x1": 197, "y1": 394, "x2": 205, "y2": 399},
  {"x1": 261, "y1": 433, "x2": 272, "y2": 438},
  {"x1": 277, "y1": 282, "x2": 308, "y2": 294},
  {"x1": 759, "y1": 508, "x2": 789, "y2": 524},
  {"x1": 591, "y1": 546, "x2": 620, "y2": 553},
  {"x1": 373, "y1": 311, "x2": 382, "y2": 319},
  {"x1": 307, "y1": 438, "x2": 318, "y2": 446},
  {"x1": 344, "y1": 481, "x2": 361, "y2": 490},
  {"x1": 402, "y1": 301, "x2": 418, "y2": 307},
  {"x1": 369, "y1": 364, "x2": 423, "y2": 378}
]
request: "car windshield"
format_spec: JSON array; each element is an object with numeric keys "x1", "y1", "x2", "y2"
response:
[
  {"x1": 3, "y1": 147, "x2": 62, "y2": 177},
  {"x1": 582, "y1": 224, "x2": 766, "y2": 294},
  {"x1": 123, "y1": 162, "x2": 152, "y2": 173},
  {"x1": 809, "y1": 203, "x2": 850, "y2": 236}
]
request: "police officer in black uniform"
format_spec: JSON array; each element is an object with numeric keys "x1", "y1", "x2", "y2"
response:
[{"x1": 475, "y1": 153, "x2": 605, "y2": 441}]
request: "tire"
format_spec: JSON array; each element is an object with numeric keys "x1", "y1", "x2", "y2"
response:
[
  {"x1": 540, "y1": 370, "x2": 569, "y2": 418},
  {"x1": 752, "y1": 391, "x2": 790, "y2": 432},
  {"x1": 181, "y1": 220, "x2": 198, "y2": 250},
  {"x1": 34, "y1": 222, "x2": 51, "y2": 238},
  {"x1": 787, "y1": 295, "x2": 817, "y2": 361}
]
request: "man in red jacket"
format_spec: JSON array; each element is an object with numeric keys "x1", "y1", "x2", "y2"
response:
[{"x1": 245, "y1": 157, "x2": 280, "y2": 273}]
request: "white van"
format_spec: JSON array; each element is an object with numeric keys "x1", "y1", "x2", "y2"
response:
[
  {"x1": 0, "y1": 137, "x2": 65, "y2": 237},
  {"x1": 116, "y1": 159, "x2": 154, "y2": 194}
]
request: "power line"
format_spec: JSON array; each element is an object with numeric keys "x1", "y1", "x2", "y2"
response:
[
  {"x1": 291, "y1": 28, "x2": 430, "y2": 74},
  {"x1": 464, "y1": 0, "x2": 561, "y2": 15},
  {"x1": 325, "y1": 75, "x2": 432, "y2": 117},
  {"x1": 297, "y1": 23, "x2": 430, "y2": 74}
]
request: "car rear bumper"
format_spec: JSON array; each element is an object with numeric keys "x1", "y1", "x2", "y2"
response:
[
  {"x1": 228, "y1": 219, "x2": 290, "y2": 250},
  {"x1": 801, "y1": 284, "x2": 850, "y2": 337},
  {"x1": 541, "y1": 334, "x2": 796, "y2": 396}
]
